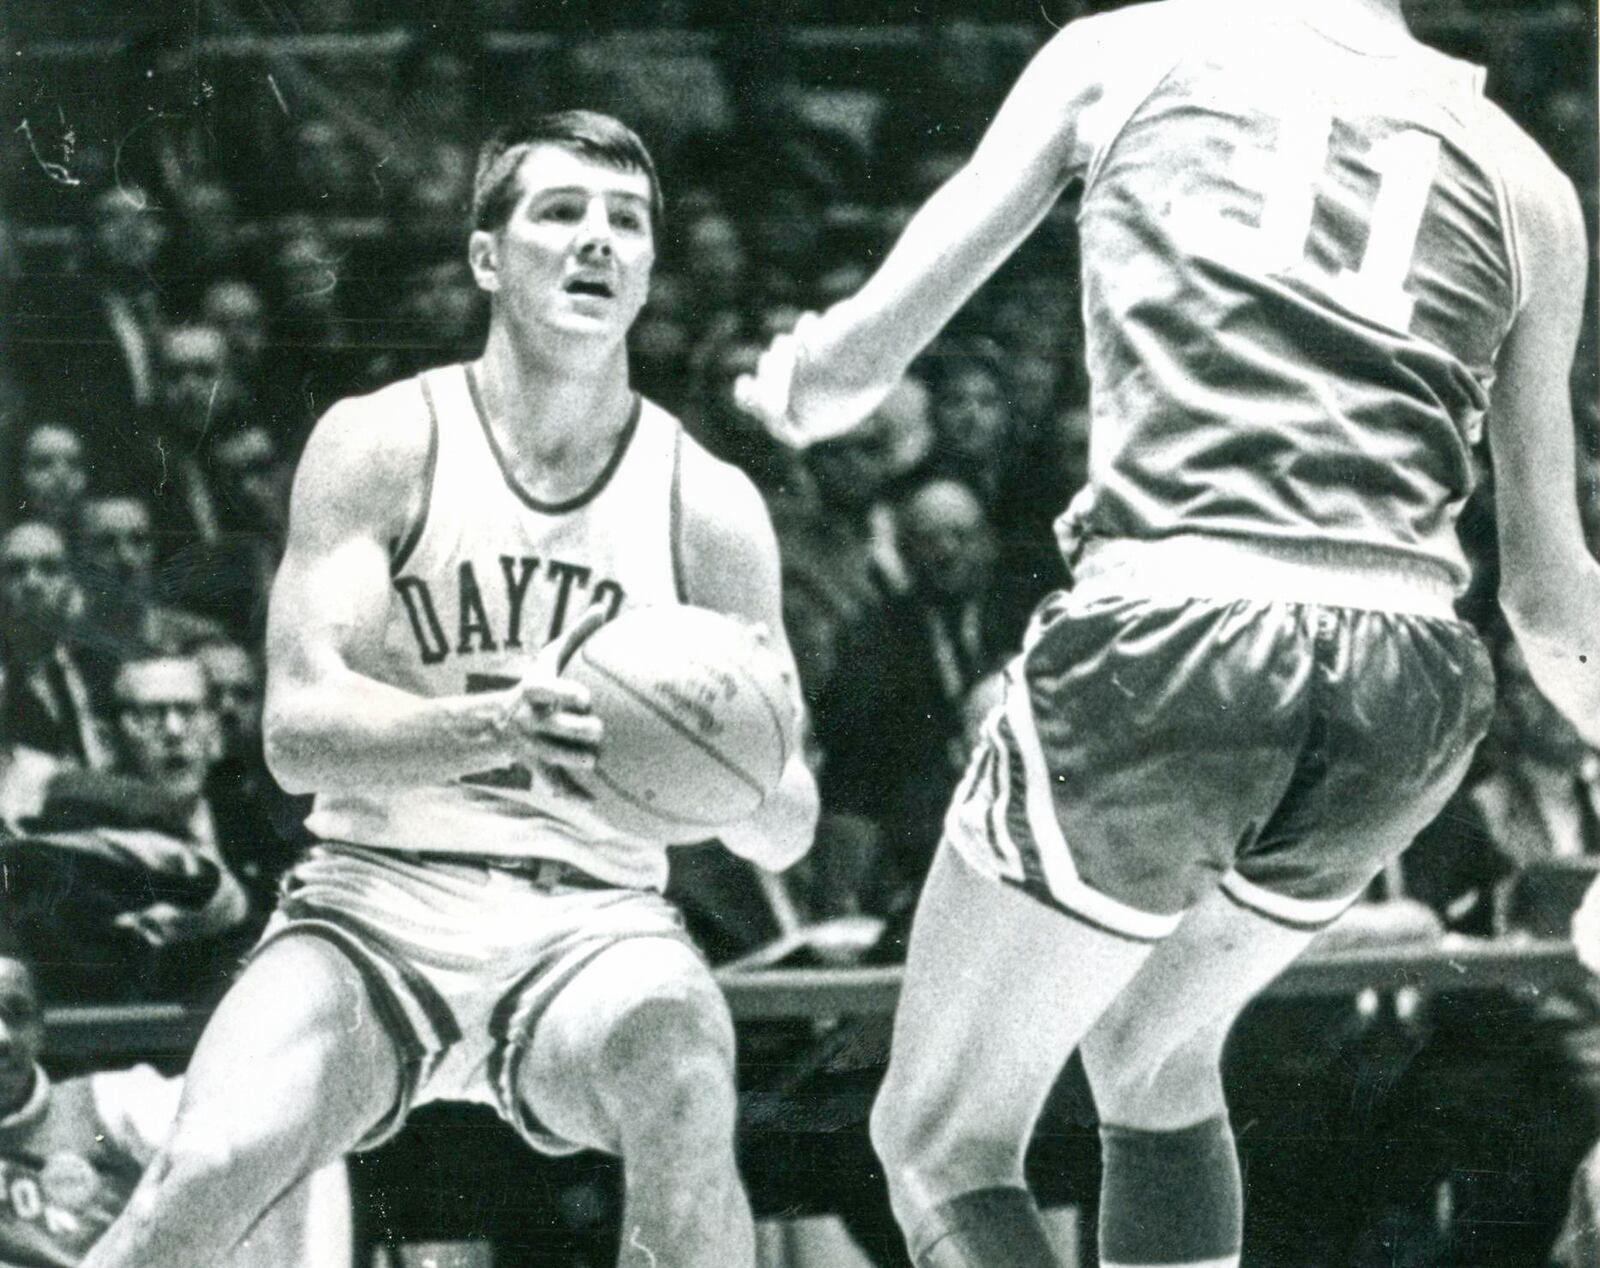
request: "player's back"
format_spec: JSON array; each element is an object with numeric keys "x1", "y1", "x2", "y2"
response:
[{"x1": 1071, "y1": 0, "x2": 1553, "y2": 587}]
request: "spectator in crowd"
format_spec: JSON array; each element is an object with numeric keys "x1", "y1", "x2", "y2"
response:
[
  {"x1": 197, "y1": 640, "x2": 309, "y2": 909},
  {"x1": 0, "y1": 523, "x2": 108, "y2": 773},
  {"x1": 680, "y1": 206, "x2": 749, "y2": 316},
  {"x1": 778, "y1": 377, "x2": 929, "y2": 638},
  {"x1": 15, "y1": 187, "x2": 168, "y2": 445},
  {"x1": 170, "y1": 426, "x2": 291, "y2": 641},
  {"x1": 686, "y1": 321, "x2": 808, "y2": 499},
  {"x1": 394, "y1": 140, "x2": 476, "y2": 242},
  {"x1": 136, "y1": 324, "x2": 249, "y2": 553},
  {"x1": 13, "y1": 422, "x2": 89, "y2": 536},
  {"x1": 0, "y1": 952, "x2": 350, "y2": 1266},
  {"x1": 814, "y1": 477, "x2": 1024, "y2": 915},
  {"x1": 918, "y1": 336, "x2": 1013, "y2": 508},
  {"x1": 359, "y1": 253, "x2": 487, "y2": 390},
  {"x1": 285, "y1": 120, "x2": 372, "y2": 218},
  {"x1": 268, "y1": 220, "x2": 356, "y2": 414},
  {"x1": 16, "y1": 653, "x2": 256, "y2": 999},
  {"x1": 171, "y1": 181, "x2": 245, "y2": 303},
  {"x1": 73, "y1": 495, "x2": 227, "y2": 676},
  {"x1": 2, "y1": 655, "x2": 254, "y2": 1005},
  {"x1": 202, "y1": 280, "x2": 303, "y2": 441}
]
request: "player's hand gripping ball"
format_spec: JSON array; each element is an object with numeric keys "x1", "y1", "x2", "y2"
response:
[{"x1": 561, "y1": 606, "x2": 794, "y2": 844}]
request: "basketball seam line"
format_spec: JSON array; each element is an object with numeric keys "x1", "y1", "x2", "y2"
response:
[
  {"x1": 589, "y1": 765, "x2": 729, "y2": 827},
  {"x1": 583, "y1": 655, "x2": 769, "y2": 798}
]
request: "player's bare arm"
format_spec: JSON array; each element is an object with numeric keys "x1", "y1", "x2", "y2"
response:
[
  {"x1": 736, "y1": 18, "x2": 1105, "y2": 446},
  {"x1": 263, "y1": 398, "x2": 600, "y2": 794},
  {"x1": 1487, "y1": 158, "x2": 1600, "y2": 746},
  {"x1": 677, "y1": 439, "x2": 820, "y2": 870}
]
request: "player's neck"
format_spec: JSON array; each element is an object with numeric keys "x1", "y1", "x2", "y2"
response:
[{"x1": 473, "y1": 327, "x2": 636, "y2": 492}]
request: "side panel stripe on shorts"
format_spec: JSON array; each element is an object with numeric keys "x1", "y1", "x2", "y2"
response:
[
  {"x1": 283, "y1": 897, "x2": 465, "y2": 1053},
  {"x1": 973, "y1": 706, "x2": 1025, "y2": 881},
  {"x1": 1218, "y1": 872, "x2": 1362, "y2": 930},
  {"x1": 1004, "y1": 663, "x2": 1183, "y2": 941},
  {"x1": 487, "y1": 932, "x2": 691, "y2": 1154}
]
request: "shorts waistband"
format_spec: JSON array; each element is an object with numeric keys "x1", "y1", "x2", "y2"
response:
[
  {"x1": 1072, "y1": 535, "x2": 1459, "y2": 619},
  {"x1": 316, "y1": 842, "x2": 615, "y2": 891}
]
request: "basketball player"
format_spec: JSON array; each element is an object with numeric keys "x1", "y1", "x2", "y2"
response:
[
  {"x1": 737, "y1": 2, "x2": 1598, "y2": 1265},
  {"x1": 82, "y1": 111, "x2": 818, "y2": 1268}
]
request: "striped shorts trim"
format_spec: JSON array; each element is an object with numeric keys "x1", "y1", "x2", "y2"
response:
[{"x1": 255, "y1": 843, "x2": 690, "y2": 1155}]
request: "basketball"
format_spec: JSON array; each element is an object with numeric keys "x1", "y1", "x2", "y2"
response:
[{"x1": 562, "y1": 605, "x2": 793, "y2": 844}]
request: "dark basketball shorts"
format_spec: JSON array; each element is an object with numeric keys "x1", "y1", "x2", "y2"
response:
[
  {"x1": 254, "y1": 842, "x2": 694, "y2": 1154},
  {"x1": 946, "y1": 535, "x2": 1496, "y2": 939}
]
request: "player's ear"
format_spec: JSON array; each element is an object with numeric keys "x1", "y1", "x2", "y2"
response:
[{"x1": 468, "y1": 229, "x2": 501, "y2": 294}]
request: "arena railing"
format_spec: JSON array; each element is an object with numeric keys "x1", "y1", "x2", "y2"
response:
[{"x1": 41, "y1": 935, "x2": 1586, "y2": 1062}]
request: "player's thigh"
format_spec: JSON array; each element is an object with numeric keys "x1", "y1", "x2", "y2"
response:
[
  {"x1": 874, "y1": 840, "x2": 1150, "y2": 1156},
  {"x1": 1080, "y1": 887, "x2": 1318, "y2": 1129},
  {"x1": 515, "y1": 935, "x2": 736, "y2": 1155},
  {"x1": 167, "y1": 932, "x2": 404, "y2": 1178}
]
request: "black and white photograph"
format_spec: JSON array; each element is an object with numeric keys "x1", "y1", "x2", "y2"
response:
[{"x1": 2, "y1": 0, "x2": 1598, "y2": 1264}]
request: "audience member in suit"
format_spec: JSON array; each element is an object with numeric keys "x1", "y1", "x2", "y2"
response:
[
  {"x1": 196, "y1": 641, "x2": 309, "y2": 911},
  {"x1": 0, "y1": 522, "x2": 109, "y2": 773},
  {"x1": 71, "y1": 495, "x2": 227, "y2": 700},
  {"x1": 814, "y1": 477, "x2": 1028, "y2": 915},
  {"x1": 13, "y1": 188, "x2": 169, "y2": 449},
  {"x1": 1, "y1": 656, "x2": 253, "y2": 1006},
  {"x1": 132, "y1": 324, "x2": 251, "y2": 556},
  {"x1": 12, "y1": 422, "x2": 89, "y2": 537}
]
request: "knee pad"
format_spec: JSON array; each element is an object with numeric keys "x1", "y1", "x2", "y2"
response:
[
  {"x1": 1100, "y1": 1115, "x2": 1242, "y2": 1267},
  {"x1": 912, "y1": 1187, "x2": 1059, "y2": 1268}
]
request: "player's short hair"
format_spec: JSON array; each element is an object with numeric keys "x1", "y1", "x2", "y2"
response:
[{"x1": 471, "y1": 110, "x2": 663, "y2": 237}]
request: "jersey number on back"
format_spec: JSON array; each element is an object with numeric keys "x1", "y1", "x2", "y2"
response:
[{"x1": 1206, "y1": 108, "x2": 1441, "y2": 331}]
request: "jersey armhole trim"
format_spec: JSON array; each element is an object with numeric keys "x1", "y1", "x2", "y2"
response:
[
  {"x1": 669, "y1": 422, "x2": 688, "y2": 604},
  {"x1": 465, "y1": 365, "x2": 643, "y2": 515},
  {"x1": 1491, "y1": 158, "x2": 1527, "y2": 324},
  {"x1": 1079, "y1": 56, "x2": 1186, "y2": 203},
  {"x1": 389, "y1": 374, "x2": 440, "y2": 576}
]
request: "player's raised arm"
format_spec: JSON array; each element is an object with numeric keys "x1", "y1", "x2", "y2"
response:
[
  {"x1": 263, "y1": 403, "x2": 599, "y2": 794},
  {"x1": 676, "y1": 440, "x2": 819, "y2": 871},
  {"x1": 1488, "y1": 163, "x2": 1600, "y2": 747},
  {"x1": 736, "y1": 19, "x2": 1103, "y2": 446}
]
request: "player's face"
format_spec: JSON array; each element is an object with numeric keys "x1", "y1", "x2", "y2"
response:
[
  {"x1": 0, "y1": 959, "x2": 43, "y2": 1115},
  {"x1": 475, "y1": 145, "x2": 655, "y2": 344}
]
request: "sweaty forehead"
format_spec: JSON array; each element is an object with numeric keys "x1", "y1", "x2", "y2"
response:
[{"x1": 507, "y1": 144, "x2": 654, "y2": 210}]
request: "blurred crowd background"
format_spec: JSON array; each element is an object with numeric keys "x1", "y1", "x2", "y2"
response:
[{"x1": 1, "y1": 2, "x2": 1598, "y2": 1264}]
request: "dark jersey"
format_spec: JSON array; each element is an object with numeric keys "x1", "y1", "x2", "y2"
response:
[{"x1": 1062, "y1": 0, "x2": 1560, "y2": 587}]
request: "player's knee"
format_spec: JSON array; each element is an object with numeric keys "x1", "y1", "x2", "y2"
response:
[
  {"x1": 600, "y1": 981, "x2": 737, "y2": 1147},
  {"x1": 870, "y1": 1081, "x2": 1022, "y2": 1202}
]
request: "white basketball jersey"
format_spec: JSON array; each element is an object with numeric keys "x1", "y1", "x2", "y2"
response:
[{"x1": 306, "y1": 363, "x2": 686, "y2": 889}]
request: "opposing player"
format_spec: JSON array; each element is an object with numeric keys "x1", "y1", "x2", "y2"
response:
[
  {"x1": 83, "y1": 110, "x2": 817, "y2": 1268},
  {"x1": 738, "y1": 1, "x2": 1599, "y2": 1265}
]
